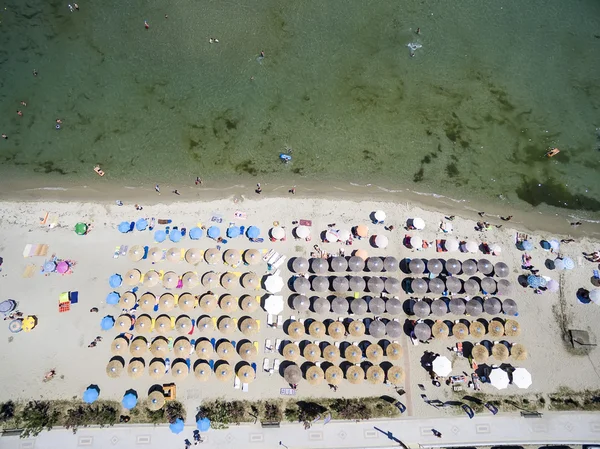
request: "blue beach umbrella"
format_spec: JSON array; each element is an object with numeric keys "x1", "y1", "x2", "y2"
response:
[
  {"x1": 521, "y1": 240, "x2": 533, "y2": 251},
  {"x1": 122, "y1": 392, "x2": 137, "y2": 410},
  {"x1": 226, "y1": 226, "x2": 240, "y2": 238},
  {"x1": 83, "y1": 386, "x2": 100, "y2": 404},
  {"x1": 118, "y1": 221, "x2": 131, "y2": 233},
  {"x1": 109, "y1": 274, "x2": 122, "y2": 288},
  {"x1": 540, "y1": 240, "x2": 551, "y2": 250},
  {"x1": 527, "y1": 275, "x2": 540, "y2": 288},
  {"x1": 101, "y1": 316, "x2": 115, "y2": 330},
  {"x1": 43, "y1": 261, "x2": 57, "y2": 273},
  {"x1": 563, "y1": 257, "x2": 574, "y2": 270},
  {"x1": 538, "y1": 277, "x2": 548, "y2": 288},
  {"x1": 189, "y1": 227, "x2": 203, "y2": 240},
  {"x1": 247, "y1": 226, "x2": 260, "y2": 239},
  {"x1": 136, "y1": 218, "x2": 148, "y2": 231},
  {"x1": 154, "y1": 230, "x2": 167, "y2": 243},
  {"x1": 169, "y1": 418, "x2": 185, "y2": 434},
  {"x1": 106, "y1": 292, "x2": 120, "y2": 305},
  {"x1": 207, "y1": 226, "x2": 220, "y2": 239},
  {"x1": 196, "y1": 417, "x2": 211, "y2": 432},
  {"x1": 170, "y1": 230, "x2": 182, "y2": 243}
]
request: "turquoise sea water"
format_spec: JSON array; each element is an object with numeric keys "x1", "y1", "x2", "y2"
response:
[{"x1": 1, "y1": 0, "x2": 599, "y2": 217}]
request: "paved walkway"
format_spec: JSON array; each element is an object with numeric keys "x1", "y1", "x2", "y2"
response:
[{"x1": 2, "y1": 412, "x2": 599, "y2": 449}]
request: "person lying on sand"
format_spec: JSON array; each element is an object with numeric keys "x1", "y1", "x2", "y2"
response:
[{"x1": 43, "y1": 369, "x2": 56, "y2": 382}]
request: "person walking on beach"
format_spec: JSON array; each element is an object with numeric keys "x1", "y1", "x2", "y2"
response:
[
  {"x1": 256, "y1": 183, "x2": 262, "y2": 194},
  {"x1": 155, "y1": 184, "x2": 160, "y2": 193},
  {"x1": 195, "y1": 177, "x2": 202, "y2": 185},
  {"x1": 173, "y1": 189, "x2": 180, "y2": 195},
  {"x1": 501, "y1": 215, "x2": 513, "y2": 221}
]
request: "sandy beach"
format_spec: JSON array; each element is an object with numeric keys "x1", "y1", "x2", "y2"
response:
[{"x1": 0, "y1": 192, "x2": 599, "y2": 424}]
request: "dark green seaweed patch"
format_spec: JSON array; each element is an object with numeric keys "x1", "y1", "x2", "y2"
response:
[{"x1": 516, "y1": 177, "x2": 600, "y2": 211}]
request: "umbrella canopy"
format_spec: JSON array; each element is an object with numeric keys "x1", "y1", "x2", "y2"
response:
[
  {"x1": 83, "y1": 386, "x2": 99, "y2": 404},
  {"x1": 226, "y1": 226, "x2": 240, "y2": 239},
  {"x1": 431, "y1": 299, "x2": 447, "y2": 316},
  {"x1": 106, "y1": 292, "x2": 120, "y2": 305},
  {"x1": 284, "y1": 364, "x2": 302, "y2": 384},
  {"x1": 169, "y1": 230, "x2": 182, "y2": 243},
  {"x1": 287, "y1": 321, "x2": 305, "y2": 338},
  {"x1": 215, "y1": 363, "x2": 233, "y2": 382},
  {"x1": 177, "y1": 293, "x2": 196, "y2": 313},
  {"x1": 462, "y1": 259, "x2": 478, "y2": 276},
  {"x1": 345, "y1": 345, "x2": 362, "y2": 363},
  {"x1": 169, "y1": 418, "x2": 185, "y2": 434},
  {"x1": 505, "y1": 319, "x2": 521, "y2": 337},
  {"x1": 217, "y1": 341, "x2": 235, "y2": 359},
  {"x1": 166, "y1": 247, "x2": 181, "y2": 263},
  {"x1": 270, "y1": 226, "x2": 285, "y2": 240},
  {"x1": 295, "y1": 225, "x2": 310, "y2": 239},
  {"x1": 199, "y1": 294, "x2": 217, "y2": 313},
  {"x1": 494, "y1": 262, "x2": 509, "y2": 278},
  {"x1": 149, "y1": 360, "x2": 166, "y2": 379},
  {"x1": 150, "y1": 337, "x2": 169, "y2": 357},
  {"x1": 432, "y1": 356, "x2": 452, "y2": 376},
  {"x1": 445, "y1": 277, "x2": 462, "y2": 294},
  {"x1": 118, "y1": 221, "x2": 132, "y2": 233},
  {"x1": 469, "y1": 321, "x2": 486, "y2": 338},
  {"x1": 346, "y1": 365, "x2": 365, "y2": 384},
  {"x1": 123, "y1": 270, "x2": 141, "y2": 287},
  {"x1": 264, "y1": 295, "x2": 284, "y2": 315},
  {"x1": 511, "y1": 343, "x2": 528, "y2": 361},
  {"x1": 237, "y1": 364, "x2": 255, "y2": 383},
  {"x1": 239, "y1": 342, "x2": 258, "y2": 361},
  {"x1": 351, "y1": 298, "x2": 368, "y2": 315},
  {"x1": 414, "y1": 322, "x2": 431, "y2": 341},
  {"x1": 159, "y1": 293, "x2": 175, "y2": 312},
  {"x1": 244, "y1": 249, "x2": 261, "y2": 265},
  {"x1": 488, "y1": 320, "x2": 505, "y2": 338},
  {"x1": 449, "y1": 297, "x2": 466, "y2": 315},
  {"x1": 189, "y1": 227, "x2": 203, "y2": 240},
  {"x1": 464, "y1": 279, "x2": 480, "y2": 295},
  {"x1": 120, "y1": 292, "x2": 136, "y2": 308},
  {"x1": 122, "y1": 392, "x2": 138, "y2": 409},
  {"x1": 512, "y1": 367, "x2": 532, "y2": 389},
  {"x1": 472, "y1": 344, "x2": 489, "y2": 363},
  {"x1": 481, "y1": 277, "x2": 497, "y2": 294},
  {"x1": 309, "y1": 320, "x2": 326, "y2": 338},
  {"x1": 366, "y1": 343, "x2": 384, "y2": 363},
  {"x1": 111, "y1": 336, "x2": 129, "y2": 355},
  {"x1": 411, "y1": 217, "x2": 425, "y2": 230},
  {"x1": 207, "y1": 226, "x2": 220, "y2": 240},
  {"x1": 367, "y1": 365, "x2": 385, "y2": 384},
  {"x1": 265, "y1": 275, "x2": 285, "y2": 293},
  {"x1": 383, "y1": 257, "x2": 398, "y2": 272},
  {"x1": 429, "y1": 278, "x2": 445, "y2": 295},
  {"x1": 374, "y1": 210, "x2": 386, "y2": 222},
  {"x1": 527, "y1": 275, "x2": 541, "y2": 288},
  {"x1": 175, "y1": 316, "x2": 193, "y2": 335},
  {"x1": 292, "y1": 257, "x2": 309, "y2": 273},
  {"x1": 311, "y1": 277, "x2": 329, "y2": 292},
  {"x1": 367, "y1": 277, "x2": 384, "y2": 293},
  {"x1": 386, "y1": 342, "x2": 403, "y2": 360},
  {"x1": 240, "y1": 317, "x2": 259, "y2": 336},
  {"x1": 174, "y1": 338, "x2": 192, "y2": 358},
  {"x1": 489, "y1": 369, "x2": 510, "y2": 390},
  {"x1": 465, "y1": 240, "x2": 478, "y2": 253},
  {"x1": 386, "y1": 320, "x2": 402, "y2": 338},
  {"x1": 386, "y1": 298, "x2": 402, "y2": 315},
  {"x1": 241, "y1": 272, "x2": 260, "y2": 289},
  {"x1": 148, "y1": 391, "x2": 166, "y2": 411},
  {"x1": 331, "y1": 296, "x2": 349, "y2": 314},
  {"x1": 325, "y1": 366, "x2": 343, "y2": 385},
  {"x1": 349, "y1": 276, "x2": 366, "y2": 292},
  {"x1": 162, "y1": 271, "x2": 178, "y2": 289},
  {"x1": 142, "y1": 270, "x2": 158, "y2": 288},
  {"x1": 154, "y1": 230, "x2": 166, "y2": 243},
  {"x1": 154, "y1": 315, "x2": 172, "y2": 335},
  {"x1": 127, "y1": 245, "x2": 144, "y2": 262},
  {"x1": 445, "y1": 239, "x2": 460, "y2": 252},
  {"x1": 413, "y1": 300, "x2": 430, "y2": 318},
  {"x1": 240, "y1": 295, "x2": 258, "y2": 313},
  {"x1": 134, "y1": 316, "x2": 152, "y2": 335},
  {"x1": 116, "y1": 314, "x2": 132, "y2": 331},
  {"x1": 445, "y1": 259, "x2": 461, "y2": 275},
  {"x1": 563, "y1": 257, "x2": 575, "y2": 270},
  {"x1": 355, "y1": 225, "x2": 369, "y2": 238},
  {"x1": 106, "y1": 359, "x2": 123, "y2": 378},
  {"x1": 328, "y1": 321, "x2": 345, "y2": 339},
  {"x1": 427, "y1": 259, "x2": 443, "y2": 275},
  {"x1": 411, "y1": 278, "x2": 428, "y2": 295},
  {"x1": 387, "y1": 366, "x2": 405, "y2": 385},
  {"x1": 452, "y1": 322, "x2": 469, "y2": 340},
  {"x1": 367, "y1": 257, "x2": 383, "y2": 272},
  {"x1": 369, "y1": 297, "x2": 386, "y2": 314},
  {"x1": 293, "y1": 276, "x2": 310, "y2": 293},
  {"x1": 546, "y1": 279, "x2": 559, "y2": 292},
  {"x1": 194, "y1": 363, "x2": 212, "y2": 382},
  {"x1": 502, "y1": 298, "x2": 518, "y2": 316},
  {"x1": 246, "y1": 226, "x2": 260, "y2": 239},
  {"x1": 484, "y1": 297, "x2": 502, "y2": 315},
  {"x1": 220, "y1": 272, "x2": 237, "y2": 289},
  {"x1": 197, "y1": 316, "x2": 215, "y2": 333},
  {"x1": 313, "y1": 297, "x2": 330, "y2": 314},
  {"x1": 283, "y1": 343, "x2": 301, "y2": 361},
  {"x1": 409, "y1": 258, "x2": 425, "y2": 274},
  {"x1": 181, "y1": 272, "x2": 199, "y2": 289},
  {"x1": 195, "y1": 339, "x2": 214, "y2": 358},
  {"x1": 223, "y1": 249, "x2": 241, "y2": 266},
  {"x1": 348, "y1": 256, "x2": 365, "y2": 272},
  {"x1": 330, "y1": 256, "x2": 348, "y2": 272},
  {"x1": 109, "y1": 274, "x2": 122, "y2": 288},
  {"x1": 311, "y1": 258, "x2": 328, "y2": 274},
  {"x1": 219, "y1": 294, "x2": 237, "y2": 313},
  {"x1": 492, "y1": 344, "x2": 509, "y2": 362},
  {"x1": 323, "y1": 344, "x2": 340, "y2": 362},
  {"x1": 354, "y1": 249, "x2": 369, "y2": 261},
  {"x1": 369, "y1": 320, "x2": 386, "y2": 338},
  {"x1": 303, "y1": 343, "x2": 321, "y2": 362},
  {"x1": 348, "y1": 320, "x2": 365, "y2": 337},
  {"x1": 204, "y1": 248, "x2": 220, "y2": 265},
  {"x1": 477, "y1": 259, "x2": 493, "y2": 275},
  {"x1": 410, "y1": 236, "x2": 423, "y2": 249},
  {"x1": 75, "y1": 222, "x2": 88, "y2": 236},
  {"x1": 497, "y1": 279, "x2": 512, "y2": 295},
  {"x1": 432, "y1": 321, "x2": 449, "y2": 339},
  {"x1": 127, "y1": 360, "x2": 144, "y2": 379}
]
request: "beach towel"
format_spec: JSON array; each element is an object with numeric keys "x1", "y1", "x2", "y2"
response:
[
  {"x1": 22, "y1": 264, "x2": 36, "y2": 278},
  {"x1": 234, "y1": 210, "x2": 247, "y2": 220},
  {"x1": 23, "y1": 244, "x2": 49, "y2": 258},
  {"x1": 69, "y1": 291, "x2": 79, "y2": 304},
  {"x1": 299, "y1": 219, "x2": 312, "y2": 226},
  {"x1": 158, "y1": 219, "x2": 172, "y2": 225}
]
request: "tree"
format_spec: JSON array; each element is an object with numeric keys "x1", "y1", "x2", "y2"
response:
[
  {"x1": 0, "y1": 401, "x2": 15, "y2": 423},
  {"x1": 20, "y1": 401, "x2": 61, "y2": 438}
]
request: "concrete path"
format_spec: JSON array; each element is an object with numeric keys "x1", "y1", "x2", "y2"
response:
[{"x1": 2, "y1": 412, "x2": 599, "y2": 449}]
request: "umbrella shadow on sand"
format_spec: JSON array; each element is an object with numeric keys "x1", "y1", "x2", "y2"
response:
[{"x1": 148, "y1": 384, "x2": 164, "y2": 395}]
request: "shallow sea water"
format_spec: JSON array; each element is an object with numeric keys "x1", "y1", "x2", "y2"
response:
[{"x1": 0, "y1": 0, "x2": 599, "y2": 218}]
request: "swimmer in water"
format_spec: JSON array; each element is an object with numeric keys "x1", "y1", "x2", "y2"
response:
[
  {"x1": 56, "y1": 119, "x2": 62, "y2": 124},
  {"x1": 20, "y1": 101, "x2": 27, "y2": 106},
  {"x1": 260, "y1": 51, "x2": 265, "y2": 58},
  {"x1": 144, "y1": 20, "x2": 149, "y2": 29},
  {"x1": 33, "y1": 69, "x2": 38, "y2": 77},
  {"x1": 1, "y1": 134, "x2": 7, "y2": 139},
  {"x1": 17, "y1": 110, "x2": 23, "y2": 117},
  {"x1": 56, "y1": 124, "x2": 61, "y2": 130}
]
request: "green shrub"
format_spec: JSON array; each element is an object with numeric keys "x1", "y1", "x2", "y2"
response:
[
  {"x1": 330, "y1": 398, "x2": 372, "y2": 420},
  {"x1": 0, "y1": 401, "x2": 16, "y2": 423},
  {"x1": 20, "y1": 401, "x2": 61, "y2": 438},
  {"x1": 64, "y1": 402, "x2": 118, "y2": 434},
  {"x1": 164, "y1": 401, "x2": 185, "y2": 424},
  {"x1": 263, "y1": 401, "x2": 282, "y2": 422}
]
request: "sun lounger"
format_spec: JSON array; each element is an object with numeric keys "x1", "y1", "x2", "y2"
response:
[
  {"x1": 290, "y1": 315, "x2": 296, "y2": 322},
  {"x1": 265, "y1": 339, "x2": 273, "y2": 353},
  {"x1": 242, "y1": 383, "x2": 249, "y2": 392},
  {"x1": 267, "y1": 252, "x2": 281, "y2": 266},
  {"x1": 263, "y1": 358, "x2": 270, "y2": 372},
  {"x1": 275, "y1": 339, "x2": 282, "y2": 352},
  {"x1": 276, "y1": 315, "x2": 283, "y2": 328},
  {"x1": 273, "y1": 359, "x2": 281, "y2": 373},
  {"x1": 267, "y1": 314, "x2": 274, "y2": 327},
  {"x1": 234, "y1": 376, "x2": 241, "y2": 389},
  {"x1": 23, "y1": 244, "x2": 49, "y2": 258}
]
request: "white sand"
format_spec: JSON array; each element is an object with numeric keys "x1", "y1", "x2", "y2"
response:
[{"x1": 0, "y1": 196, "x2": 599, "y2": 420}]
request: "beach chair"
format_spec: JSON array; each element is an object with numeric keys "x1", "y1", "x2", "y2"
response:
[
  {"x1": 290, "y1": 315, "x2": 296, "y2": 322},
  {"x1": 263, "y1": 249, "x2": 276, "y2": 262},
  {"x1": 234, "y1": 376, "x2": 241, "y2": 389},
  {"x1": 265, "y1": 339, "x2": 273, "y2": 353},
  {"x1": 276, "y1": 315, "x2": 283, "y2": 328},
  {"x1": 267, "y1": 314, "x2": 274, "y2": 327},
  {"x1": 263, "y1": 358, "x2": 270, "y2": 372},
  {"x1": 275, "y1": 338, "x2": 282, "y2": 352},
  {"x1": 273, "y1": 359, "x2": 281, "y2": 373},
  {"x1": 242, "y1": 383, "x2": 249, "y2": 393}
]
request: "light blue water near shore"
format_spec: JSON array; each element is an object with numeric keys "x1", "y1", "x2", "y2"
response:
[{"x1": 0, "y1": 0, "x2": 599, "y2": 217}]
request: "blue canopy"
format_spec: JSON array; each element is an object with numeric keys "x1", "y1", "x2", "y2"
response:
[
  {"x1": 538, "y1": 276, "x2": 548, "y2": 287},
  {"x1": 189, "y1": 227, "x2": 203, "y2": 240},
  {"x1": 226, "y1": 227, "x2": 240, "y2": 238},
  {"x1": 247, "y1": 226, "x2": 260, "y2": 239},
  {"x1": 100, "y1": 316, "x2": 115, "y2": 330},
  {"x1": 118, "y1": 221, "x2": 131, "y2": 233},
  {"x1": 170, "y1": 230, "x2": 182, "y2": 243},
  {"x1": 83, "y1": 387, "x2": 99, "y2": 404},
  {"x1": 136, "y1": 218, "x2": 148, "y2": 231},
  {"x1": 106, "y1": 292, "x2": 120, "y2": 305},
  {"x1": 207, "y1": 226, "x2": 220, "y2": 239},
  {"x1": 169, "y1": 418, "x2": 185, "y2": 434},
  {"x1": 521, "y1": 240, "x2": 533, "y2": 251},
  {"x1": 540, "y1": 240, "x2": 551, "y2": 250},
  {"x1": 197, "y1": 417, "x2": 211, "y2": 432},
  {"x1": 109, "y1": 274, "x2": 122, "y2": 288},
  {"x1": 43, "y1": 261, "x2": 56, "y2": 273},
  {"x1": 122, "y1": 393, "x2": 137, "y2": 409},
  {"x1": 527, "y1": 275, "x2": 541, "y2": 288},
  {"x1": 154, "y1": 230, "x2": 167, "y2": 243}
]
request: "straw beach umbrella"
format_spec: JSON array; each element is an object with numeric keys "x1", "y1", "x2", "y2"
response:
[
  {"x1": 199, "y1": 294, "x2": 217, "y2": 313},
  {"x1": 346, "y1": 365, "x2": 364, "y2": 384},
  {"x1": 240, "y1": 295, "x2": 258, "y2": 312},
  {"x1": 472, "y1": 345, "x2": 489, "y2": 363},
  {"x1": 241, "y1": 272, "x2": 260, "y2": 289},
  {"x1": 194, "y1": 362, "x2": 211, "y2": 382},
  {"x1": 469, "y1": 321, "x2": 486, "y2": 338},
  {"x1": 148, "y1": 248, "x2": 162, "y2": 263},
  {"x1": 387, "y1": 366, "x2": 405, "y2": 385},
  {"x1": 328, "y1": 321, "x2": 345, "y2": 339},
  {"x1": 345, "y1": 345, "x2": 362, "y2": 363},
  {"x1": 215, "y1": 363, "x2": 233, "y2": 382},
  {"x1": 367, "y1": 365, "x2": 385, "y2": 384},
  {"x1": 284, "y1": 364, "x2": 302, "y2": 385},
  {"x1": 166, "y1": 247, "x2": 181, "y2": 263},
  {"x1": 171, "y1": 361, "x2": 189, "y2": 380},
  {"x1": 127, "y1": 360, "x2": 144, "y2": 379},
  {"x1": 106, "y1": 359, "x2": 124, "y2": 378},
  {"x1": 111, "y1": 337, "x2": 129, "y2": 355},
  {"x1": 217, "y1": 341, "x2": 235, "y2": 359},
  {"x1": 116, "y1": 314, "x2": 132, "y2": 331},
  {"x1": 151, "y1": 337, "x2": 169, "y2": 357},
  {"x1": 348, "y1": 320, "x2": 365, "y2": 337},
  {"x1": 288, "y1": 321, "x2": 305, "y2": 339},
  {"x1": 174, "y1": 338, "x2": 192, "y2": 358},
  {"x1": 325, "y1": 366, "x2": 343, "y2": 385},
  {"x1": 218, "y1": 317, "x2": 235, "y2": 334},
  {"x1": 128, "y1": 245, "x2": 144, "y2": 262},
  {"x1": 159, "y1": 293, "x2": 175, "y2": 312},
  {"x1": 303, "y1": 343, "x2": 320, "y2": 362},
  {"x1": 386, "y1": 343, "x2": 403, "y2": 360},
  {"x1": 240, "y1": 318, "x2": 259, "y2": 336},
  {"x1": 221, "y1": 272, "x2": 237, "y2": 289},
  {"x1": 323, "y1": 344, "x2": 340, "y2": 362},
  {"x1": 449, "y1": 298, "x2": 465, "y2": 315},
  {"x1": 139, "y1": 293, "x2": 156, "y2": 312},
  {"x1": 201, "y1": 272, "x2": 218, "y2": 288},
  {"x1": 244, "y1": 249, "x2": 261, "y2": 265},
  {"x1": 492, "y1": 344, "x2": 509, "y2": 361},
  {"x1": 124, "y1": 269, "x2": 141, "y2": 286},
  {"x1": 366, "y1": 343, "x2": 383, "y2": 363},
  {"x1": 452, "y1": 322, "x2": 469, "y2": 340},
  {"x1": 283, "y1": 343, "x2": 300, "y2": 361},
  {"x1": 237, "y1": 364, "x2": 255, "y2": 383},
  {"x1": 219, "y1": 294, "x2": 237, "y2": 313},
  {"x1": 163, "y1": 271, "x2": 179, "y2": 289},
  {"x1": 204, "y1": 248, "x2": 220, "y2": 264},
  {"x1": 130, "y1": 337, "x2": 148, "y2": 356},
  {"x1": 185, "y1": 248, "x2": 202, "y2": 265},
  {"x1": 144, "y1": 270, "x2": 160, "y2": 288},
  {"x1": 195, "y1": 339, "x2": 214, "y2": 358},
  {"x1": 182, "y1": 272, "x2": 199, "y2": 289},
  {"x1": 197, "y1": 316, "x2": 215, "y2": 333},
  {"x1": 154, "y1": 315, "x2": 171, "y2": 335},
  {"x1": 149, "y1": 360, "x2": 166, "y2": 379},
  {"x1": 488, "y1": 320, "x2": 505, "y2": 338},
  {"x1": 511, "y1": 343, "x2": 528, "y2": 361},
  {"x1": 175, "y1": 316, "x2": 192, "y2": 334},
  {"x1": 177, "y1": 293, "x2": 196, "y2": 313},
  {"x1": 147, "y1": 391, "x2": 165, "y2": 411},
  {"x1": 224, "y1": 249, "x2": 241, "y2": 266},
  {"x1": 432, "y1": 321, "x2": 449, "y2": 339},
  {"x1": 309, "y1": 320, "x2": 326, "y2": 338},
  {"x1": 505, "y1": 319, "x2": 521, "y2": 337}
]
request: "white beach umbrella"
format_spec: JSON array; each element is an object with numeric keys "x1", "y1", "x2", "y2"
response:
[
  {"x1": 374, "y1": 235, "x2": 388, "y2": 248},
  {"x1": 296, "y1": 225, "x2": 310, "y2": 239},
  {"x1": 338, "y1": 229, "x2": 351, "y2": 242},
  {"x1": 445, "y1": 239, "x2": 460, "y2": 252},
  {"x1": 490, "y1": 244, "x2": 502, "y2": 254},
  {"x1": 410, "y1": 236, "x2": 422, "y2": 249},
  {"x1": 264, "y1": 275, "x2": 284, "y2": 293},
  {"x1": 325, "y1": 230, "x2": 339, "y2": 243},
  {"x1": 489, "y1": 369, "x2": 510, "y2": 390},
  {"x1": 432, "y1": 356, "x2": 452, "y2": 377},
  {"x1": 466, "y1": 241, "x2": 479, "y2": 253},
  {"x1": 271, "y1": 227, "x2": 285, "y2": 240},
  {"x1": 512, "y1": 368, "x2": 532, "y2": 389},
  {"x1": 590, "y1": 289, "x2": 600, "y2": 305},
  {"x1": 264, "y1": 295, "x2": 284, "y2": 315},
  {"x1": 374, "y1": 210, "x2": 386, "y2": 222},
  {"x1": 412, "y1": 217, "x2": 425, "y2": 230}
]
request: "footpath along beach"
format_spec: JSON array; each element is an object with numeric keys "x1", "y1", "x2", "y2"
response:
[{"x1": 0, "y1": 194, "x2": 599, "y2": 440}]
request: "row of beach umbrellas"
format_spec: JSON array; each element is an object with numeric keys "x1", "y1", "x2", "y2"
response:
[
  {"x1": 470, "y1": 342, "x2": 528, "y2": 363},
  {"x1": 127, "y1": 246, "x2": 263, "y2": 266},
  {"x1": 282, "y1": 341, "x2": 402, "y2": 365},
  {"x1": 295, "y1": 256, "x2": 400, "y2": 274},
  {"x1": 111, "y1": 270, "x2": 263, "y2": 290},
  {"x1": 408, "y1": 258, "x2": 509, "y2": 277},
  {"x1": 294, "y1": 275, "x2": 401, "y2": 294},
  {"x1": 283, "y1": 362, "x2": 405, "y2": 386},
  {"x1": 149, "y1": 225, "x2": 262, "y2": 243},
  {"x1": 411, "y1": 297, "x2": 518, "y2": 317},
  {"x1": 413, "y1": 318, "x2": 521, "y2": 341},
  {"x1": 286, "y1": 318, "x2": 404, "y2": 339},
  {"x1": 409, "y1": 277, "x2": 512, "y2": 296}
]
